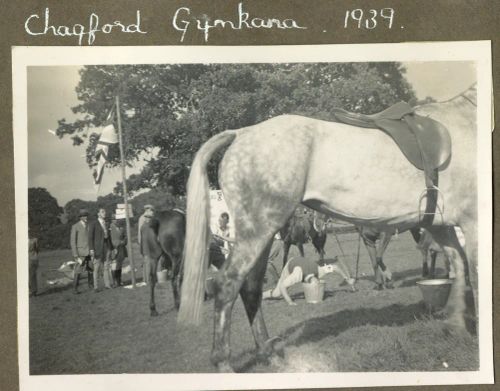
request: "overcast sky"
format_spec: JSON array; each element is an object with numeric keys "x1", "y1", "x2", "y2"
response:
[{"x1": 27, "y1": 61, "x2": 476, "y2": 206}]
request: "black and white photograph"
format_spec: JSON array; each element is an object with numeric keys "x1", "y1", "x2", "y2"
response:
[{"x1": 13, "y1": 42, "x2": 492, "y2": 389}]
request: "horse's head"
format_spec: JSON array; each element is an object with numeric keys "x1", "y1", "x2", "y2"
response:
[{"x1": 311, "y1": 212, "x2": 328, "y2": 234}]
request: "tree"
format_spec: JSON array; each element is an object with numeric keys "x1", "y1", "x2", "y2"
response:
[
  {"x1": 28, "y1": 188, "x2": 63, "y2": 237},
  {"x1": 64, "y1": 193, "x2": 126, "y2": 225},
  {"x1": 28, "y1": 188, "x2": 66, "y2": 249},
  {"x1": 57, "y1": 63, "x2": 416, "y2": 195}
]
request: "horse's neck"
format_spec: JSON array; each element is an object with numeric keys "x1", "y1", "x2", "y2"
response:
[{"x1": 461, "y1": 87, "x2": 477, "y2": 106}]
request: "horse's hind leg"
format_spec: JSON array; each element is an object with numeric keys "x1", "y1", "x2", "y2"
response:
[
  {"x1": 239, "y1": 239, "x2": 284, "y2": 363},
  {"x1": 211, "y1": 208, "x2": 295, "y2": 372},
  {"x1": 210, "y1": 252, "x2": 248, "y2": 372},
  {"x1": 149, "y1": 255, "x2": 159, "y2": 317},
  {"x1": 170, "y1": 255, "x2": 182, "y2": 310}
]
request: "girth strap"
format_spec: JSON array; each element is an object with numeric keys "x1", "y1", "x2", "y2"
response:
[{"x1": 402, "y1": 114, "x2": 439, "y2": 227}]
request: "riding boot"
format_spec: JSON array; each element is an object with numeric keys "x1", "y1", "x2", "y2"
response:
[
  {"x1": 87, "y1": 271, "x2": 93, "y2": 288},
  {"x1": 376, "y1": 257, "x2": 386, "y2": 272},
  {"x1": 111, "y1": 271, "x2": 117, "y2": 288},
  {"x1": 116, "y1": 269, "x2": 122, "y2": 286},
  {"x1": 73, "y1": 273, "x2": 80, "y2": 293}
]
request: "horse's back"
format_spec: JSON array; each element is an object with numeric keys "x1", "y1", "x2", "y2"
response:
[
  {"x1": 219, "y1": 97, "x2": 476, "y2": 230},
  {"x1": 157, "y1": 210, "x2": 186, "y2": 256}
]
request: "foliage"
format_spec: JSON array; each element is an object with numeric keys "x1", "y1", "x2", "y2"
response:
[
  {"x1": 129, "y1": 188, "x2": 185, "y2": 220},
  {"x1": 28, "y1": 188, "x2": 65, "y2": 248},
  {"x1": 57, "y1": 63, "x2": 416, "y2": 194},
  {"x1": 43, "y1": 224, "x2": 71, "y2": 250}
]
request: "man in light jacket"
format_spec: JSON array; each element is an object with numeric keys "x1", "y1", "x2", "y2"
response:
[{"x1": 70, "y1": 208, "x2": 93, "y2": 294}]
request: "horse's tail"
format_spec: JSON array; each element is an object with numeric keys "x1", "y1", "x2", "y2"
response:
[{"x1": 177, "y1": 129, "x2": 239, "y2": 325}]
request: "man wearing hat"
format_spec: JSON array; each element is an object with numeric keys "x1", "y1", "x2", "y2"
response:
[
  {"x1": 89, "y1": 207, "x2": 113, "y2": 291},
  {"x1": 110, "y1": 213, "x2": 127, "y2": 287},
  {"x1": 70, "y1": 209, "x2": 93, "y2": 293},
  {"x1": 138, "y1": 204, "x2": 155, "y2": 284}
]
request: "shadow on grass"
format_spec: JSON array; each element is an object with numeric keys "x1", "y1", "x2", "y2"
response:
[
  {"x1": 283, "y1": 302, "x2": 425, "y2": 347},
  {"x1": 233, "y1": 302, "x2": 426, "y2": 372},
  {"x1": 391, "y1": 267, "x2": 423, "y2": 281},
  {"x1": 351, "y1": 267, "x2": 423, "y2": 287}
]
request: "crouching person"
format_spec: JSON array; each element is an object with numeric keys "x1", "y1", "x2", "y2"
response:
[{"x1": 263, "y1": 256, "x2": 355, "y2": 305}]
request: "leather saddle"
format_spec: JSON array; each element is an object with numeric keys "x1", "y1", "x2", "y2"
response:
[
  {"x1": 332, "y1": 102, "x2": 451, "y2": 173},
  {"x1": 331, "y1": 101, "x2": 452, "y2": 226}
]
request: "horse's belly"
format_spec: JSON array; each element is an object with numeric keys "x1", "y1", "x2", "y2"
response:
[{"x1": 303, "y1": 125, "x2": 426, "y2": 226}]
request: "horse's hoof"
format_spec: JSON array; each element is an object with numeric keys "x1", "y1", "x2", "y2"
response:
[
  {"x1": 261, "y1": 336, "x2": 285, "y2": 359},
  {"x1": 373, "y1": 284, "x2": 384, "y2": 291},
  {"x1": 150, "y1": 309, "x2": 159, "y2": 317},
  {"x1": 217, "y1": 361, "x2": 234, "y2": 373},
  {"x1": 443, "y1": 316, "x2": 466, "y2": 332}
]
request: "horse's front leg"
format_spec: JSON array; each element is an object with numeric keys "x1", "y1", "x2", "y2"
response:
[
  {"x1": 427, "y1": 226, "x2": 468, "y2": 329},
  {"x1": 298, "y1": 243, "x2": 305, "y2": 258},
  {"x1": 429, "y1": 249, "x2": 438, "y2": 278},
  {"x1": 458, "y1": 221, "x2": 478, "y2": 326},
  {"x1": 422, "y1": 256, "x2": 429, "y2": 277},
  {"x1": 282, "y1": 242, "x2": 291, "y2": 269},
  {"x1": 149, "y1": 256, "x2": 159, "y2": 317}
]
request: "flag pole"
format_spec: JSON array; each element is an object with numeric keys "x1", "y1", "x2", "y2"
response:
[{"x1": 116, "y1": 95, "x2": 136, "y2": 288}]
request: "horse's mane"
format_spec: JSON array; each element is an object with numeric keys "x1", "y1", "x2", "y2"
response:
[
  {"x1": 414, "y1": 83, "x2": 477, "y2": 121},
  {"x1": 436, "y1": 83, "x2": 477, "y2": 106}
]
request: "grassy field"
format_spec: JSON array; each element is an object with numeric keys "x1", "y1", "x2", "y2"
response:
[{"x1": 29, "y1": 231, "x2": 478, "y2": 374}]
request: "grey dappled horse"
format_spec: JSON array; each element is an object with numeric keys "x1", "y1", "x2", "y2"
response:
[{"x1": 178, "y1": 85, "x2": 479, "y2": 372}]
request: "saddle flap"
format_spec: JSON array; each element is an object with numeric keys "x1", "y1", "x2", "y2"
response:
[{"x1": 375, "y1": 115, "x2": 452, "y2": 171}]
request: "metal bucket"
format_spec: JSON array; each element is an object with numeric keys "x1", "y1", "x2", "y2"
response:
[
  {"x1": 302, "y1": 279, "x2": 326, "y2": 303},
  {"x1": 156, "y1": 270, "x2": 169, "y2": 283},
  {"x1": 417, "y1": 279, "x2": 452, "y2": 310}
]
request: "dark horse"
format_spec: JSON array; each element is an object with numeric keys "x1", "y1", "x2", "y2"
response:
[
  {"x1": 280, "y1": 210, "x2": 328, "y2": 267},
  {"x1": 148, "y1": 209, "x2": 227, "y2": 316},
  {"x1": 147, "y1": 209, "x2": 185, "y2": 316}
]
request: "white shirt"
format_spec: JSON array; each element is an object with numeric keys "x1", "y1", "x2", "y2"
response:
[{"x1": 98, "y1": 218, "x2": 108, "y2": 237}]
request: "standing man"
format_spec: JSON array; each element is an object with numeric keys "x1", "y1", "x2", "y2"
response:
[
  {"x1": 110, "y1": 213, "x2": 127, "y2": 287},
  {"x1": 28, "y1": 237, "x2": 39, "y2": 297},
  {"x1": 212, "y1": 212, "x2": 233, "y2": 254},
  {"x1": 138, "y1": 204, "x2": 155, "y2": 284},
  {"x1": 89, "y1": 208, "x2": 112, "y2": 291},
  {"x1": 70, "y1": 208, "x2": 93, "y2": 294}
]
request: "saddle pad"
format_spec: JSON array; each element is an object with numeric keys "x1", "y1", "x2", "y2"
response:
[{"x1": 375, "y1": 115, "x2": 451, "y2": 171}]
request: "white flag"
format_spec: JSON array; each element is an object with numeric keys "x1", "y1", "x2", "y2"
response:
[{"x1": 92, "y1": 123, "x2": 118, "y2": 187}]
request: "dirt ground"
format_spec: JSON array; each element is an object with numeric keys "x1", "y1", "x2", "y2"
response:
[{"x1": 29, "y1": 231, "x2": 478, "y2": 374}]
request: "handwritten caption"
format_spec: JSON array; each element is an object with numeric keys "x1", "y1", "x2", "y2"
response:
[
  {"x1": 344, "y1": 8, "x2": 397, "y2": 29},
  {"x1": 24, "y1": 5, "x2": 399, "y2": 45},
  {"x1": 24, "y1": 8, "x2": 146, "y2": 45}
]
